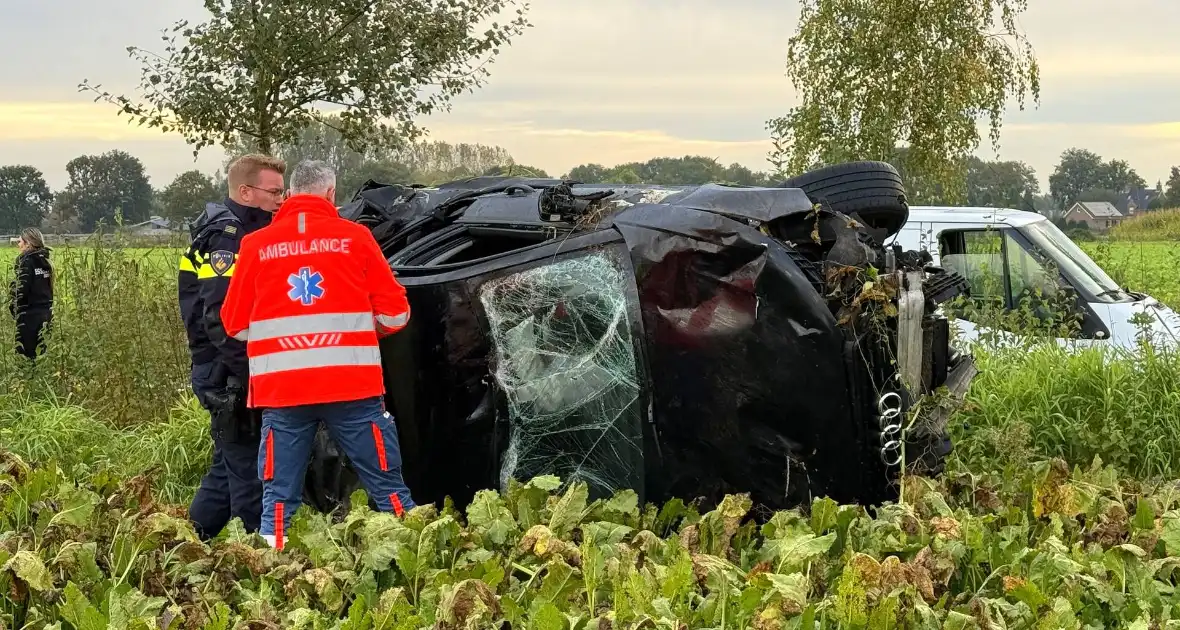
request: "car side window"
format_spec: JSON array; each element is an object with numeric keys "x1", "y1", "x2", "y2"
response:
[
  {"x1": 939, "y1": 229, "x2": 1006, "y2": 307},
  {"x1": 1003, "y1": 232, "x2": 1060, "y2": 304},
  {"x1": 939, "y1": 227, "x2": 1080, "y2": 337},
  {"x1": 476, "y1": 249, "x2": 645, "y2": 500}
]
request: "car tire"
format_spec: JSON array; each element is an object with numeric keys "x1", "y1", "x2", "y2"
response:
[{"x1": 777, "y1": 161, "x2": 909, "y2": 235}]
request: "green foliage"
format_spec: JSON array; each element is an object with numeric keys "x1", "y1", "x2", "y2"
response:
[
  {"x1": 158, "y1": 170, "x2": 218, "y2": 226},
  {"x1": 1164, "y1": 167, "x2": 1180, "y2": 208},
  {"x1": 396, "y1": 141, "x2": 519, "y2": 184},
  {"x1": 952, "y1": 343, "x2": 1180, "y2": 480},
  {"x1": 888, "y1": 150, "x2": 1041, "y2": 208},
  {"x1": 0, "y1": 238, "x2": 188, "y2": 425},
  {"x1": 0, "y1": 396, "x2": 210, "y2": 505},
  {"x1": 0, "y1": 165, "x2": 53, "y2": 233},
  {"x1": 768, "y1": 0, "x2": 1040, "y2": 201},
  {"x1": 566, "y1": 156, "x2": 774, "y2": 186},
  {"x1": 49, "y1": 151, "x2": 154, "y2": 232},
  {"x1": 2, "y1": 451, "x2": 1180, "y2": 627},
  {"x1": 964, "y1": 157, "x2": 1040, "y2": 209},
  {"x1": 1050, "y1": 148, "x2": 1148, "y2": 209},
  {"x1": 1109, "y1": 210, "x2": 1180, "y2": 244},
  {"x1": 1083, "y1": 239, "x2": 1180, "y2": 308},
  {"x1": 1075, "y1": 187, "x2": 1126, "y2": 209},
  {"x1": 482, "y1": 163, "x2": 550, "y2": 179},
  {"x1": 80, "y1": 0, "x2": 531, "y2": 155}
]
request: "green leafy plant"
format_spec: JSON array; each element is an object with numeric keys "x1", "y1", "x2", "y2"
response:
[
  {"x1": 79, "y1": 0, "x2": 531, "y2": 155},
  {"x1": 2, "y1": 452, "x2": 1180, "y2": 627},
  {"x1": 769, "y1": 0, "x2": 1040, "y2": 201},
  {"x1": 0, "y1": 236, "x2": 189, "y2": 426}
]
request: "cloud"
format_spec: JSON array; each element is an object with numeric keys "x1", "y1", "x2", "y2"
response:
[{"x1": 3, "y1": 0, "x2": 1180, "y2": 191}]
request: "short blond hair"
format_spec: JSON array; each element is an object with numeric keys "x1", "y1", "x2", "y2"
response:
[{"x1": 227, "y1": 153, "x2": 286, "y2": 189}]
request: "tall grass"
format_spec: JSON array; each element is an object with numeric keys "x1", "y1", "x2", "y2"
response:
[
  {"x1": 1110, "y1": 207, "x2": 1180, "y2": 241},
  {"x1": 950, "y1": 342, "x2": 1180, "y2": 479},
  {"x1": 0, "y1": 393, "x2": 210, "y2": 504},
  {"x1": 1084, "y1": 239, "x2": 1180, "y2": 308},
  {"x1": 0, "y1": 235, "x2": 189, "y2": 425}
]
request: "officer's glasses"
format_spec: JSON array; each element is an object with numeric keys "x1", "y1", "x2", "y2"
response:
[{"x1": 246, "y1": 184, "x2": 286, "y2": 198}]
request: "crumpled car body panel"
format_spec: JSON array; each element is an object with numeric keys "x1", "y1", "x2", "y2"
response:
[{"x1": 610, "y1": 203, "x2": 878, "y2": 507}]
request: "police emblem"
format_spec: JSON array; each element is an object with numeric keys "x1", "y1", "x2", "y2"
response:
[{"x1": 210, "y1": 250, "x2": 235, "y2": 276}]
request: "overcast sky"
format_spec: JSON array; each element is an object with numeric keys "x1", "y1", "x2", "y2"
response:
[{"x1": 2, "y1": 0, "x2": 1180, "y2": 191}]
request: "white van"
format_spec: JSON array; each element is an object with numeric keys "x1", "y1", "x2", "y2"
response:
[{"x1": 889, "y1": 206, "x2": 1180, "y2": 351}]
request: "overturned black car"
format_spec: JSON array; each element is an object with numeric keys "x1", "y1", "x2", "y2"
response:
[{"x1": 301, "y1": 161, "x2": 977, "y2": 515}]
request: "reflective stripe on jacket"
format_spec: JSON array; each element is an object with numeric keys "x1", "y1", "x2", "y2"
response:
[
  {"x1": 220, "y1": 194, "x2": 411, "y2": 408},
  {"x1": 178, "y1": 199, "x2": 270, "y2": 372}
]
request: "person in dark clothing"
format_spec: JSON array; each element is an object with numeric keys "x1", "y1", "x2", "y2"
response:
[
  {"x1": 178, "y1": 153, "x2": 287, "y2": 541},
  {"x1": 9, "y1": 228, "x2": 53, "y2": 360}
]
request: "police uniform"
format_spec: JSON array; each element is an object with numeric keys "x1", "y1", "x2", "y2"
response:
[
  {"x1": 178, "y1": 198, "x2": 271, "y2": 540},
  {"x1": 10, "y1": 246, "x2": 53, "y2": 359}
]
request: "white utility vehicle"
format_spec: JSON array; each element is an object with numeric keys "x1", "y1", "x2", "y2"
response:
[{"x1": 890, "y1": 206, "x2": 1180, "y2": 351}]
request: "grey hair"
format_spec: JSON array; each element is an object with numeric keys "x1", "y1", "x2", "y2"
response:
[{"x1": 289, "y1": 160, "x2": 337, "y2": 195}]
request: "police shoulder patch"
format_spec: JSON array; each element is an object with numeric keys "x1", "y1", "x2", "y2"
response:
[
  {"x1": 209, "y1": 250, "x2": 235, "y2": 276},
  {"x1": 223, "y1": 224, "x2": 238, "y2": 235}
]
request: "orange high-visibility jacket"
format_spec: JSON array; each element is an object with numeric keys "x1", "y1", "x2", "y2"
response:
[{"x1": 220, "y1": 194, "x2": 411, "y2": 408}]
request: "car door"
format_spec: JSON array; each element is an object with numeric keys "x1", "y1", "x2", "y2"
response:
[{"x1": 935, "y1": 226, "x2": 1095, "y2": 347}]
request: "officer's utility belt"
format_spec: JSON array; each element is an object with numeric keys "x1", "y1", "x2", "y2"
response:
[{"x1": 205, "y1": 387, "x2": 262, "y2": 444}]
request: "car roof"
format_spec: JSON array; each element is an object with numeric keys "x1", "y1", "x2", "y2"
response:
[{"x1": 906, "y1": 205, "x2": 1048, "y2": 228}]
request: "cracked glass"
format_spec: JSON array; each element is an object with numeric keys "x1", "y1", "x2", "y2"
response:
[{"x1": 478, "y1": 251, "x2": 644, "y2": 498}]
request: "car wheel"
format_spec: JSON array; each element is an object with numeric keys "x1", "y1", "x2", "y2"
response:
[{"x1": 777, "y1": 161, "x2": 909, "y2": 235}]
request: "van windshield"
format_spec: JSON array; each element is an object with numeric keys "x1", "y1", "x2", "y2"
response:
[{"x1": 1021, "y1": 219, "x2": 1133, "y2": 303}]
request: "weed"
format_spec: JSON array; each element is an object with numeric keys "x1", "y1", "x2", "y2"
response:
[
  {"x1": 0, "y1": 393, "x2": 209, "y2": 505},
  {"x1": 0, "y1": 234, "x2": 189, "y2": 425},
  {"x1": 950, "y1": 342, "x2": 1180, "y2": 480}
]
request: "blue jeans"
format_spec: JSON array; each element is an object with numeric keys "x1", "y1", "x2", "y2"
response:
[{"x1": 258, "y1": 396, "x2": 415, "y2": 539}]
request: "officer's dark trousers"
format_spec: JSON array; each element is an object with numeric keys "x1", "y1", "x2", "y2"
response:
[
  {"x1": 188, "y1": 361, "x2": 263, "y2": 540},
  {"x1": 15, "y1": 310, "x2": 51, "y2": 360}
]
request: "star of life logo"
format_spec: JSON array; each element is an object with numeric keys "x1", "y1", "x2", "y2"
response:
[{"x1": 288, "y1": 267, "x2": 325, "y2": 306}]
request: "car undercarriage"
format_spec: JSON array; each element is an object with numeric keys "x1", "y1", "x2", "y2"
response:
[{"x1": 299, "y1": 161, "x2": 978, "y2": 516}]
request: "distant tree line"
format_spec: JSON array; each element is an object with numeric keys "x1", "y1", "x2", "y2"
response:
[
  {"x1": 566, "y1": 157, "x2": 775, "y2": 187},
  {"x1": 5, "y1": 136, "x2": 1180, "y2": 235},
  {"x1": 0, "y1": 127, "x2": 545, "y2": 234}
]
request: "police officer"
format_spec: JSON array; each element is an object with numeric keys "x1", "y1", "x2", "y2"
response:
[
  {"x1": 9, "y1": 227, "x2": 53, "y2": 360},
  {"x1": 179, "y1": 154, "x2": 287, "y2": 540}
]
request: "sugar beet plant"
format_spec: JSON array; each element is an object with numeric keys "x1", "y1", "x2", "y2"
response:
[{"x1": 6, "y1": 450, "x2": 1180, "y2": 628}]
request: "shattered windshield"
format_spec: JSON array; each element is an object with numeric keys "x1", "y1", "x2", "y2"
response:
[
  {"x1": 479, "y1": 251, "x2": 644, "y2": 499},
  {"x1": 1021, "y1": 219, "x2": 1133, "y2": 303}
]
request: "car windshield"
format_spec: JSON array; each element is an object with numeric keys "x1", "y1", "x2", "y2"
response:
[{"x1": 1020, "y1": 219, "x2": 1133, "y2": 303}]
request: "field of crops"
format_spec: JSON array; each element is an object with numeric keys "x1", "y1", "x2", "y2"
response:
[
  {"x1": 3, "y1": 234, "x2": 1180, "y2": 627},
  {"x1": 5, "y1": 450, "x2": 1180, "y2": 628}
]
